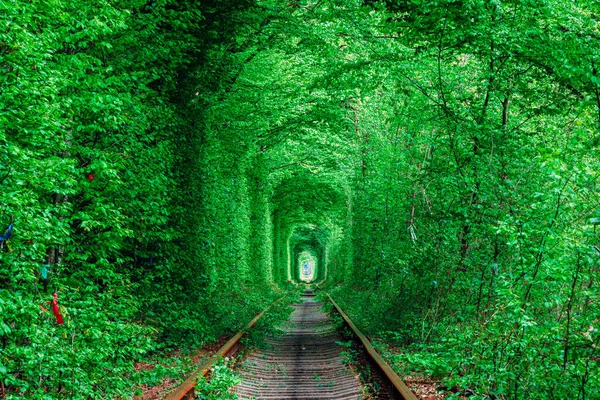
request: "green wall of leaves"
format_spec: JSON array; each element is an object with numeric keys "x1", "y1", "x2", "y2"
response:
[{"x1": 0, "y1": 1, "x2": 281, "y2": 397}]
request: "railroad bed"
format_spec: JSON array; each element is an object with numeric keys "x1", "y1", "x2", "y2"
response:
[{"x1": 234, "y1": 292, "x2": 363, "y2": 399}]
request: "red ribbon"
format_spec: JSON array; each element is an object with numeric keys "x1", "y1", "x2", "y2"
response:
[{"x1": 51, "y1": 292, "x2": 64, "y2": 325}]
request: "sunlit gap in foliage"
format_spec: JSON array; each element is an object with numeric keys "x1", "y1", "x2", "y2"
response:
[
  {"x1": 288, "y1": 224, "x2": 329, "y2": 285},
  {"x1": 297, "y1": 250, "x2": 316, "y2": 283}
]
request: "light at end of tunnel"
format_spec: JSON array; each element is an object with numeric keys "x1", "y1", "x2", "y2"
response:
[{"x1": 298, "y1": 251, "x2": 316, "y2": 282}]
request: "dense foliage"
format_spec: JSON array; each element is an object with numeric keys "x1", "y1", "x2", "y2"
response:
[
  {"x1": 330, "y1": 1, "x2": 600, "y2": 398},
  {"x1": 1, "y1": 0, "x2": 598, "y2": 398},
  {"x1": 0, "y1": 1, "x2": 281, "y2": 397}
]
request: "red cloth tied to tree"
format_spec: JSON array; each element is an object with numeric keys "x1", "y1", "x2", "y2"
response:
[{"x1": 52, "y1": 292, "x2": 64, "y2": 325}]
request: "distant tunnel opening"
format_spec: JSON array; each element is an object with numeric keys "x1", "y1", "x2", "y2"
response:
[
  {"x1": 292, "y1": 243, "x2": 325, "y2": 284},
  {"x1": 297, "y1": 250, "x2": 316, "y2": 282},
  {"x1": 289, "y1": 226, "x2": 328, "y2": 284},
  {"x1": 270, "y1": 172, "x2": 349, "y2": 288}
]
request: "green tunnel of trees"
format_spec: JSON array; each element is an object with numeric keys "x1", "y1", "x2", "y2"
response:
[{"x1": 1, "y1": 0, "x2": 599, "y2": 398}]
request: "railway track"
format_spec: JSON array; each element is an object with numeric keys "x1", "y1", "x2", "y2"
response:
[
  {"x1": 235, "y1": 291, "x2": 362, "y2": 399},
  {"x1": 166, "y1": 289, "x2": 418, "y2": 400}
]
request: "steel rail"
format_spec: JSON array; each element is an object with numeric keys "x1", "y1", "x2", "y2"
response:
[
  {"x1": 165, "y1": 297, "x2": 284, "y2": 400},
  {"x1": 327, "y1": 293, "x2": 419, "y2": 400}
]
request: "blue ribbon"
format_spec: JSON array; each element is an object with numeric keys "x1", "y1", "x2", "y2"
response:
[{"x1": 0, "y1": 223, "x2": 12, "y2": 241}]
